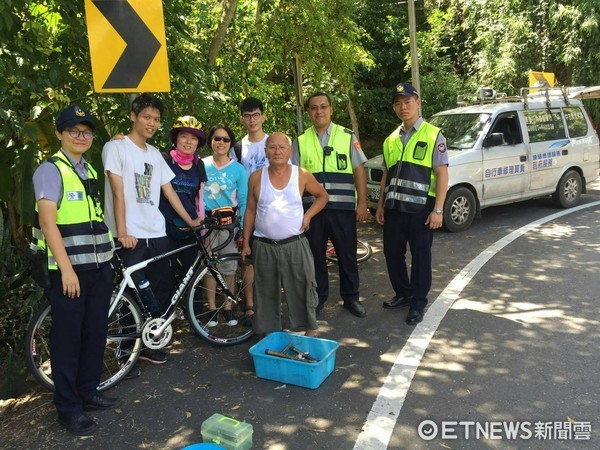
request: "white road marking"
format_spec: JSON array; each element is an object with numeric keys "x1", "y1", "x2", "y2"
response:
[{"x1": 353, "y1": 200, "x2": 600, "y2": 450}]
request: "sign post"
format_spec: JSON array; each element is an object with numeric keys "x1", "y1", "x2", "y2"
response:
[{"x1": 84, "y1": 0, "x2": 170, "y2": 93}]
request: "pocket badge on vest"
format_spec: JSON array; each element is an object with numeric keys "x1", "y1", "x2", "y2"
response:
[
  {"x1": 336, "y1": 153, "x2": 348, "y2": 170},
  {"x1": 413, "y1": 141, "x2": 428, "y2": 160},
  {"x1": 66, "y1": 191, "x2": 84, "y2": 201}
]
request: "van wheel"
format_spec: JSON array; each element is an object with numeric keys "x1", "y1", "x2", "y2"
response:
[
  {"x1": 552, "y1": 170, "x2": 582, "y2": 208},
  {"x1": 443, "y1": 187, "x2": 476, "y2": 233}
]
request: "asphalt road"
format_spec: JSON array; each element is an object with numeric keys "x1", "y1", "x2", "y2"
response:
[{"x1": 1, "y1": 183, "x2": 598, "y2": 450}]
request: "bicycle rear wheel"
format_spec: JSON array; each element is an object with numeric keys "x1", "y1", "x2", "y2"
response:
[
  {"x1": 24, "y1": 303, "x2": 53, "y2": 391},
  {"x1": 356, "y1": 239, "x2": 373, "y2": 263},
  {"x1": 326, "y1": 239, "x2": 373, "y2": 264},
  {"x1": 186, "y1": 255, "x2": 254, "y2": 346},
  {"x1": 24, "y1": 291, "x2": 144, "y2": 392}
]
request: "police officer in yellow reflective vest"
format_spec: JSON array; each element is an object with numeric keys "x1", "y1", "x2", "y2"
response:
[
  {"x1": 292, "y1": 92, "x2": 369, "y2": 318},
  {"x1": 375, "y1": 83, "x2": 449, "y2": 325},
  {"x1": 32, "y1": 106, "x2": 117, "y2": 435}
]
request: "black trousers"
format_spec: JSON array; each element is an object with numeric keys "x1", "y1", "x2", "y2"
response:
[
  {"x1": 383, "y1": 201, "x2": 434, "y2": 311},
  {"x1": 120, "y1": 236, "x2": 173, "y2": 311},
  {"x1": 169, "y1": 235, "x2": 199, "y2": 281},
  {"x1": 49, "y1": 264, "x2": 112, "y2": 415},
  {"x1": 305, "y1": 209, "x2": 359, "y2": 304}
]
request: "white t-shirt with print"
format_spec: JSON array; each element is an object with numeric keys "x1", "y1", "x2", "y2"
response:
[
  {"x1": 102, "y1": 136, "x2": 175, "y2": 239},
  {"x1": 231, "y1": 134, "x2": 269, "y2": 175}
]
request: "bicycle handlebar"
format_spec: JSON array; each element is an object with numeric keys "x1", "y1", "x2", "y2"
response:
[
  {"x1": 192, "y1": 215, "x2": 240, "y2": 254},
  {"x1": 112, "y1": 216, "x2": 240, "y2": 260}
]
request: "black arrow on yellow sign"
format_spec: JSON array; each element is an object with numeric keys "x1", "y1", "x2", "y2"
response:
[{"x1": 92, "y1": 0, "x2": 161, "y2": 89}]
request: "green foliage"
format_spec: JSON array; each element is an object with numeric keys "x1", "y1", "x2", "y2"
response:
[
  {"x1": 1, "y1": 0, "x2": 598, "y2": 229},
  {"x1": 0, "y1": 209, "x2": 45, "y2": 359}
]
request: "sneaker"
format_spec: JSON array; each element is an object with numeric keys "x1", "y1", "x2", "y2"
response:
[
  {"x1": 206, "y1": 310, "x2": 218, "y2": 328},
  {"x1": 139, "y1": 349, "x2": 168, "y2": 365},
  {"x1": 124, "y1": 365, "x2": 141, "y2": 380},
  {"x1": 223, "y1": 310, "x2": 238, "y2": 327}
]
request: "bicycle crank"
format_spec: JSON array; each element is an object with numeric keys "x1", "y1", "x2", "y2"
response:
[{"x1": 141, "y1": 318, "x2": 173, "y2": 350}]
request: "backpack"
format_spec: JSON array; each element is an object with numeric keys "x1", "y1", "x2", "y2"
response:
[{"x1": 233, "y1": 140, "x2": 242, "y2": 163}]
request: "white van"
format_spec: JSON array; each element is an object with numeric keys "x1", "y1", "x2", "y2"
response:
[{"x1": 366, "y1": 87, "x2": 600, "y2": 232}]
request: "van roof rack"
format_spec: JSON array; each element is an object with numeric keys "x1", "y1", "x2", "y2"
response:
[
  {"x1": 456, "y1": 86, "x2": 584, "y2": 109},
  {"x1": 519, "y1": 86, "x2": 570, "y2": 109},
  {"x1": 456, "y1": 88, "x2": 515, "y2": 106}
]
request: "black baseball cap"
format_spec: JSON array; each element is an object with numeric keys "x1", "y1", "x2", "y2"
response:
[
  {"x1": 391, "y1": 82, "x2": 419, "y2": 101},
  {"x1": 56, "y1": 105, "x2": 96, "y2": 132}
]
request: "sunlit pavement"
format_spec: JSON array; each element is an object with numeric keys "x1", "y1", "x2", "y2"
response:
[{"x1": 357, "y1": 187, "x2": 600, "y2": 449}]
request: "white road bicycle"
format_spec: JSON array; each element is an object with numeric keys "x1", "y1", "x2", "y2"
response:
[{"x1": 25, "y1": 216, "x2": 253, "y2": 392}]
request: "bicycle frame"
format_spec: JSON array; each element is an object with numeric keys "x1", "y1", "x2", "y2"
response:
[{"x1": 108, "y1": 221, "x2": 240, "y2": 343}]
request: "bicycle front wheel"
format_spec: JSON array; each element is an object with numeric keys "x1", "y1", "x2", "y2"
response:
[
  {"x1": 186, "y1": 255, "x2": 254, "y2": 346},
  {"x1": 24, "y1": 291, "x2": 144, "y2": 392}
]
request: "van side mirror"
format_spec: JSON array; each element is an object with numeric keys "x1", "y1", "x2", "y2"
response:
[{"x1": 484, "y1": 132, "x2": 505, "y2": 147}]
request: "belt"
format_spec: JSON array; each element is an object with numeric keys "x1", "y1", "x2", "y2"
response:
[{"x1": 255, "y1": 233, "x2": 305, "y2": 246}]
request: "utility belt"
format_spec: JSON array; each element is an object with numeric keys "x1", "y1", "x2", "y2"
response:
[{"x1": 254, "y1": 233, "x2": 305, "y2": 246}]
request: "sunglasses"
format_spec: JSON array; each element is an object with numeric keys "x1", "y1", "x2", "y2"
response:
[{"x1": 213, "y1": 136, "x2": 231, "y2": 143}]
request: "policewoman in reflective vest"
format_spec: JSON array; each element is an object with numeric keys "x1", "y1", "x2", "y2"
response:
[
  {"x1": 32, "y1": 105, "x2": 117, "y2": 436},
  {"x1": 292, "y1": 92, "x2": 368, "y2": 318},
  {"x1": 375, "y1": 83, "x2": 449, "y2": 326}
]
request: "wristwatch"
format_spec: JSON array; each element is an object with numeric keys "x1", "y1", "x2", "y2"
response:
[{"x1": 434, "y1": 208, "x2": 443, "y2": 215}]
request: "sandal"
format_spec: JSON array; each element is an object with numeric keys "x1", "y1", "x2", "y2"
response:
[{"x1": 241, "y1": 306, "x2": 254, "y2": 327}]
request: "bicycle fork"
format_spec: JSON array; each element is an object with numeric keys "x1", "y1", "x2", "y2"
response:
[{"x1": 207, "y1": 264, "x2": 237, "y2": 304}]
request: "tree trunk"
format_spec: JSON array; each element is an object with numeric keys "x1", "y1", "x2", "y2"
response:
[
  {"x1": 207, "y1": 0, "x2": 239, "y2": 66},
  {"x1": 255, "y1": 0, "x2": 264, "y2": 23},
  {"x1": 346, "y1": 95, "x2": 360, "y2": 142}
]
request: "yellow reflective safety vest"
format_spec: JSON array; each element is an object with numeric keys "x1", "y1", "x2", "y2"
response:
[
  {"x1": 382, "y1": 121, "x2": 441, "y2": 213},
  {"x1": 297, "y1": 123, "x2": 355, "y2": 210},
  {"x1": 32, "y1": 151, "x2": 114, "y2": 270}
]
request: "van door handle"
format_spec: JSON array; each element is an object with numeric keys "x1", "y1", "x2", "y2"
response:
[
  {"x1": 562, "y1": 149, "x2": 569, "y2": 155},
  {"x1": 520, "y1": 155, "x2": 527, "y2": 162}
]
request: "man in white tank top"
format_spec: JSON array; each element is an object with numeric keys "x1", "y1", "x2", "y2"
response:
[{"x1": 242, "y1": 132, "x2": 328, "y2": 336}]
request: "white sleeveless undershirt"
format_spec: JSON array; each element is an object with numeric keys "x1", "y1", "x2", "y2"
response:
[{"x1": 254, "y1": 165, "x2": 303, "y2": 240}]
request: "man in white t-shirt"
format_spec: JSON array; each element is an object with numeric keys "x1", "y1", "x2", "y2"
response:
[
  {"x1": 102, "y1": 93, "x2": 200, "y2": 367},
  {"x1": 229, "y1": 97, "x2": 269, "y2": 326},
  {"x1": 230, "y1": 97, "x2": 268, "y2": 174}
]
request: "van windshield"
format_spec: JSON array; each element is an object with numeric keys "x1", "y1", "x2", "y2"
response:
[{"x1": 430, "y1": 113, "x2": 491, "y2": 150}]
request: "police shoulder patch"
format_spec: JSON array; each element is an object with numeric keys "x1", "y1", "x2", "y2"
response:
[
  {"x1": 437, "y1": 143, "x2": 447, "y2": 153},
  {"x1": 354, "y1": 140, "x2": 363, "y2": 152}
]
